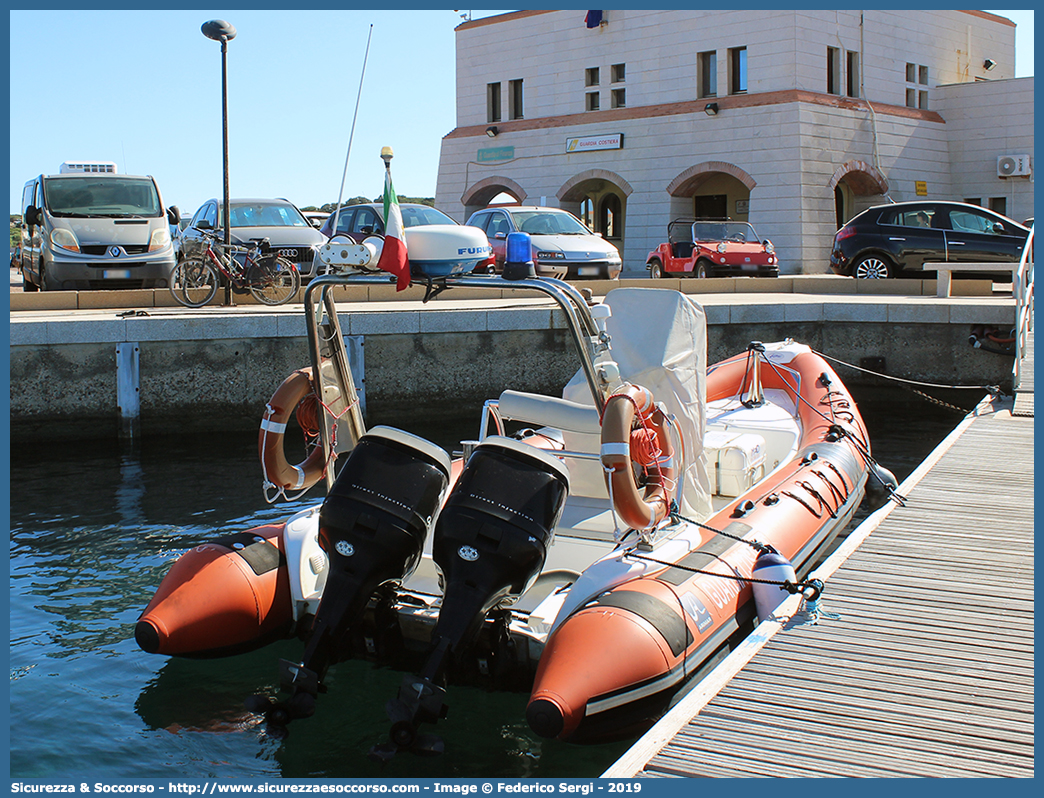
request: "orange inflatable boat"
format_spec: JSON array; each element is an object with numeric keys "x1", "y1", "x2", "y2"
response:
[{"x1": 137, "y1": 280, "x2": 887, "y2": 754}]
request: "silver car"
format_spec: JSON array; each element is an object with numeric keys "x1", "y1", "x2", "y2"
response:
[
  {"x1": 180, "y1": 198, "x2": 327, "y2": 280},
  {"x1": 466, "y1": 206, "x2": 622, "y2": 279}
]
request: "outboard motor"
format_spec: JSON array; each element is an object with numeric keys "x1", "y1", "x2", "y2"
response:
[
  {"x1": 372, "y1": 437, "x2": 569, "y2": 759},
  {"x1": 249, "y1": 426, "x2": 451, "y2": 726}
]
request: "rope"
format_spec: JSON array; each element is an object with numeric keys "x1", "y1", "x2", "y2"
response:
[
  {"x1": 623, "y1": 549, "x2": 823, "y2": 599},
  {"x1": 757, "y1": 358, "x2": 907, "y2": 507},
  {"x1": 669, "y1": 506, "x2": 774, "y2": 555},
  {"x1": 812, "y1": 348, "x2": 1000, "y2": 413},
  {"x1": 908, "y1": 388, "x2": 977, "y2": 414}
]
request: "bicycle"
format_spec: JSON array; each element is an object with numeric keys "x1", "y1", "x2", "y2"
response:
[{"x1": 169, "y1": 230, "x2": 301, "y2": 308}]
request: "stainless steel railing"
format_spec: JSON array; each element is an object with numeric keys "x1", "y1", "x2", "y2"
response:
[
  {"x1": 1012, "y1": 226, "x2": 1034, "y2": 390},
  {"x1": 301, "y1": 272, "x2": 611, "y2": 490}
]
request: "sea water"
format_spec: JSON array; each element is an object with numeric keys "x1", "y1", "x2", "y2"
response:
[{"x1": 8, "y1": 386, "x2": 967, "y2": 779}]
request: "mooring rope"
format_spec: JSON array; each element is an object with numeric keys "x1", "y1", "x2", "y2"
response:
[{"x1": 812, "y1": 348, "x2": 1001, "y2": 414}]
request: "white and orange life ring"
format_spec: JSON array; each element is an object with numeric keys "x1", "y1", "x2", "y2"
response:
[
  {"x1": 600, "y1": 384, "x2": 676, "y2": 529},
  {"x1": 259, "y1": 368, "x2": 328, "y2": 494}
]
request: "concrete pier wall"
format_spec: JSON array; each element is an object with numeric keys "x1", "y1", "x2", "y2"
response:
[{"x1": 10, "y1": 289, "x2": 1016, "y2": 442}]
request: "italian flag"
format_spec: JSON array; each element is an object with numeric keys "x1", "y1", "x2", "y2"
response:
[{"x1": 377, "y1": 168, "x2": 410, "y2": 291}]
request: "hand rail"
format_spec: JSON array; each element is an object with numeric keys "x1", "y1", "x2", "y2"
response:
[
  {"x1": 1013, "y1": 226, "x2": 1034, "y2": 390},
  {"x1": 301, "y1": 272, "x2": 611, "y2": 488}
]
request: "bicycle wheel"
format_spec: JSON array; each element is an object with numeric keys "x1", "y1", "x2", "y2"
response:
[
  {"x1": 248, "y1": 256, "x2": 301, "y2": 306},
  {"x1": 170, "y1": 259, "x2": 218, "y2": 308}
]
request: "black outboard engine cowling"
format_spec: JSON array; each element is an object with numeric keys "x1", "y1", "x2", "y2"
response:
[
  {"x1": 371, "y1": 437, "x2": 569, "y2": 759},
  {"x1": 252, "y1": 426, "x2": 451, "y2": 726},
  {"x1": 318, "y1": 426, "x2": 451, "y2": 603},
  {"x1": 430, "y1": 437, "x2": 571, "y2": 654}
]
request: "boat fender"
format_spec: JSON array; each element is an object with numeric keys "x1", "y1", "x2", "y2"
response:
[
  {"x1": 260, "y1": 368, "x2": 327, "y2": 495},
  {"x1": 600, "y1": 384, "x2": 676, "y2": 530},
  {"x1": 751, "y1": 549, "x2": 796, "y2": 623},
  {"x1": 864, "y1": 462, "x2": 899, "y2": 511}
]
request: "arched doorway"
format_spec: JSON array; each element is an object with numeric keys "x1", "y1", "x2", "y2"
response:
[
  {"x1": 461, "y1": 176, "x2": 528, "y2": 221},
  {"x1": 829, "y1": 160, "x2": 889, "y2": 225},
  {"x1": 666, "y1": 162, "x2": 757, "y2": 223},
  {"x1": 558, "y1": 169, "x2": 632, "y2": 262}
]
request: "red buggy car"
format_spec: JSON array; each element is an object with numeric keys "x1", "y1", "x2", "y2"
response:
[{"x1": 646, "y1": 218, "x2": 778, "y2": 278}]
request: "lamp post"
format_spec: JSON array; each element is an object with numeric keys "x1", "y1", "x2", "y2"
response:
[{"x1": 201, "y1": 19, "x2": 236, "y2": 305}]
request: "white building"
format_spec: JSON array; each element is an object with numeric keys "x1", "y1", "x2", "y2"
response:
[{"x1": 434, "y1": 9, "x2": 1034, "y2": 274}]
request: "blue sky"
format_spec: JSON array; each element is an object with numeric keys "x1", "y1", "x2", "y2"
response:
[{"x1": 8, "y1": 8, "x2": 1034, "y2": 219}]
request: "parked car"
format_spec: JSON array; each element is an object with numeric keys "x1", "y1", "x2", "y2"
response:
[
  {"x1": 830, "y1": 201, "x2": 1032, "y2": 279},
  {"x1": 319, "y1": 203, "x2": 458, "y2": 241},
  {"x1": 302, "y1": 211, "x2": 330, "y2": 229},
  {"x1": 466, "y1": 206, "x2": 622, "y2": 279},
  {"x1": 19, "y1": 170, "x2": 178, "y2": 291},
  {"x1": 180, "y1": 198, "x2": 326, "y2": 280},
  {"x1": 170, "y1": 212, "x2": 195, "y2": 260},
  {"x1": 646, "y1": 218, "x2": 778, "y2": 279}
]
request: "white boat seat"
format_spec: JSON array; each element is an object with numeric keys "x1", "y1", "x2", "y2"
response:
[
  {"x1": 498, "y1": 390, "x2": 608, "y2": 500},
  {"x1": 498, "y1": 390, "x2": 601, "y2": 434}
]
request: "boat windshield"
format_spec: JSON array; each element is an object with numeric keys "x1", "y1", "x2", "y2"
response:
[{"x1": 42, "y1": 176, "x2": 162, "y2": 218}]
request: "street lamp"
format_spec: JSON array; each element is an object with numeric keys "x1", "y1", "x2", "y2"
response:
[{"x1": 201, "y1": 19, "x2": 236, "y2": 304}]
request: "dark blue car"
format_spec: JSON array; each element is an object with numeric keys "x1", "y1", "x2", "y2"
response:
[{"x1": 830, "y1": 201, "x2": 1031, "y2": 278}]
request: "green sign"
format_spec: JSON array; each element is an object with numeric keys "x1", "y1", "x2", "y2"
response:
[{"x1": 477, "y1": 146, "x2": 514, "y2": 163}]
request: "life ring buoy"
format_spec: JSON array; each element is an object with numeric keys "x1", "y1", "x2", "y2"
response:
[
  {"x1": 600, "y1": 384, "x2": 676, "y2": 529},
  {"x1": 259, "y1": 368, "x2": 327, "y2": 493}
]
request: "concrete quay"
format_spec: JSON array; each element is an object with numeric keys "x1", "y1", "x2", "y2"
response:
[{"x1": 9, "y1": 276, "x2": 1017, "y2": 442}]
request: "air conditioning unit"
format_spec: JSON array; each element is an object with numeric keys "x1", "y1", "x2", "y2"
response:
[{"x1": 997, "y1": 154, "x2": 1032, "y2": 178}]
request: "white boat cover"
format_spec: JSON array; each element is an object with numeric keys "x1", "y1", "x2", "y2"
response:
[{"x1": 564, "y1": 287, "x2": 712, "y2": 520}]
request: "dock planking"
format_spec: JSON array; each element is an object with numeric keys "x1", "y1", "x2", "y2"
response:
[{"x1": 606, "y1": 348, "x2": 1033, "y2": 777}]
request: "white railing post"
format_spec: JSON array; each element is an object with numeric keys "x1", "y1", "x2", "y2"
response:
[{"x1": 1012, "y1": 227, "x2": 1033, "y2": 390}]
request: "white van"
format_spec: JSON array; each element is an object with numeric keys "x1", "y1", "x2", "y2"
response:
[
  {"x1": 59, "y1": 160, "x2": 118, "y2": 175},
  {"x1": 20, "y1": 169, "x2": 180, "y2": 291}
]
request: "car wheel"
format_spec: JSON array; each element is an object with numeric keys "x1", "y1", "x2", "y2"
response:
[
  {"x1": 21, "y1": 270, "x2": 39, "y2": 292},
  {"x1": 648, "y1": 259, "x2": 663, "y2": 279},
  {"x1": 852, "y1": 254, "x2": 893, "y2": 279},
  {"x1": 695, "y1": 259, "x2": 712, "y2": 278},
  {"x1": 40, "y1": 263, "x2": 55, "y2": 291}
]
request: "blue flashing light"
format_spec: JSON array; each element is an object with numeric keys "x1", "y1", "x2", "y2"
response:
[{"x1": 506, "y1": 231, "x2": 534, "y2": 265}]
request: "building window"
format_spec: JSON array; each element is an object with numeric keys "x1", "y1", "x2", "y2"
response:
[
  {"x1": 728, "y1": 46, "x2": 747, "y2": 94},
  {"x1": 906, "y1": 62, "x2": 928, "y2": 108},
  {"x1": 586, "y1": 67, "x2": 599, "y2": 87},
  {"x1": 698, "y1": 50, "x2": 717, "y2": 98},
  {"x1": 964, "y1": 197, "x2": 982, "y2": 207},
  {"x1": 509, "y1": 78, "x2": 524, "y2": 120},
  {"x1": 586, "y1": 91, "x2": 600, "y2": 111},
  {"x1": 580, "y1": 198, "x2": 595, "y2": 230},
  {"x1": 487, "y1": 82, "x2": 501, "y2": 123},
  {"x1": 611, "y1": 63, "x2": 625, "y2": 83},
  {"x1": 600, "y1": 195, "x2": 621, "y2": 239},
  {"x1": 827, "y1": 47, "x2": 841, "y2": 95},
  {"x1": 846, "y1": 51, "x2": 860, "y2": 97},
  {"x1": 989, "y1": 197, "x2": 1007, "y2": 216},
  {"x1": 611, "y1": 88, "x2": 626, "y2": 108}
]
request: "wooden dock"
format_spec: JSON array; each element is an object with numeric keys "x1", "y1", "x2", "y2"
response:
[{"x1": 605, "y1": 332, "x2": 1034, "y2": 778}]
